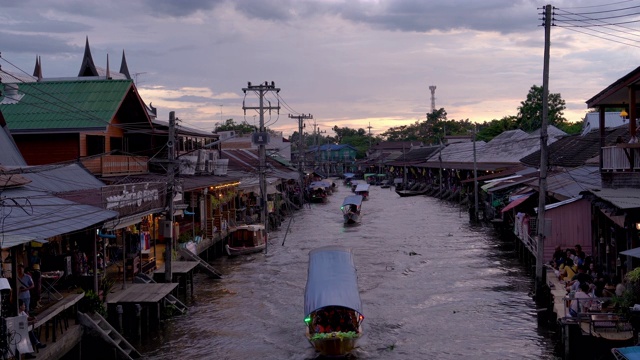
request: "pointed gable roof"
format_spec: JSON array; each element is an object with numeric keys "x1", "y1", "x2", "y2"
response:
[
  {"x1": 119, "y1": 50, "x2": 132, "y2": 80},
  {"x1": 32, "y1": 55, "x2": 42, "y2": 81},
  {"x1": 78, "y1": 36, "x2": 99, "y2": 77},
  {"x1": 0, "y1": 79, "x2": 152, "y2": 132}
]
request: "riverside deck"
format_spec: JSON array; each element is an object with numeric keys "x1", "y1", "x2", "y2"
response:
[
  {"x1": 154, "y1": 261, "x2": 198, "y2": 297},
  {"x1": 547, "y1": 267, "x2": 635, "y2": 357}
]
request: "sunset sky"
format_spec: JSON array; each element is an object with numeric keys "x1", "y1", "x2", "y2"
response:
[{"x1": 2, "y1": 0, "x2": 640, "y2": 137}]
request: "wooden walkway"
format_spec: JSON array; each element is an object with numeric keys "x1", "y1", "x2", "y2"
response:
[
  {"x1": 154, "y1": 261, "x2": 198, "y2": 297},
  {"x1": 106, "y1": 283, "x2": 178, "y2": 304}
]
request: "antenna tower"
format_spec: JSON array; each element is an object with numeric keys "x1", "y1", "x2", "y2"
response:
[{"x1": 429, "y1": 85, "x2": 437, "y2": 113}]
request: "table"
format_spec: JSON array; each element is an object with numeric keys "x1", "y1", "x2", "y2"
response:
[{"x1": 41, "y1": 271, "x2": 64, "y2": 301}]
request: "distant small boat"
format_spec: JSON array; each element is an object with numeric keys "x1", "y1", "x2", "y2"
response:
[
  {"x1": 225, "y1": 224, "x2": 267, "y2": 256},
  {"x1": 354, "y1": 183, "x2": 370, "y2": 200},
  {"x1": 309, "y1": 181, "x2": 329, "y2": 203},
  {"x1": 396, "y1": 183, "x2": 428, "y2": 197},
  {"x1": 341, "y1": 195, "x2": 363, "y2": 225},
  {"x1": 350, "y1": 181, "x2": 358, "y2": 193},
  {"x1": 304, "y1": 246, "x2": 364, "y2": 357}
]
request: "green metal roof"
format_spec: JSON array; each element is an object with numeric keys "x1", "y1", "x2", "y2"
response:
[{"x1": 0, "y1": 79, "x2": 133, "y2": 131}]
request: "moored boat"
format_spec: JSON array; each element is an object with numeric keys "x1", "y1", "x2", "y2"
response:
[
  {"x1": 341, "y1": 195, "x2": 363, "y2": 225},
  {"x1": 395, "y1": 182, "x2": 428, "y2": 197},
  {"x1": 225, "y1": 224, "x2": 267, "y2": 256},
  {"x1": 304, "y1": 246, "x2": 364, "y2": 357}
]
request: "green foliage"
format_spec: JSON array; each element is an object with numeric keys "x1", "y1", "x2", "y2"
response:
[
  {"x1": 214, "y1": 118, "x2": 257, "y2": 134},
  {"x1": 612, "y1": 268, "x2": 640, "y2": 316},
  {"x1": 100, "y1": 276, "x2": 116, "y2": 303},
  {"x1": 516, "y1": 85, "x2": 567, "y2": 132},
  {"x1": 310, "y1": 331, "x2": 359, "y2": 341},
  {"x1": 557, "y1": 121, "x2": 582, "y2": 135},
  {"x1": 79, "y1": 290, "x2": 107, "y2": 316},
  {"x1": 476, "y1": 116, "x2": 518, "y2": 142}
]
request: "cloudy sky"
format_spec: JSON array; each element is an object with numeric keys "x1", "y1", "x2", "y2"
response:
[{"x1": 2, "y1": 0, "x2": 640, "y2": 137}]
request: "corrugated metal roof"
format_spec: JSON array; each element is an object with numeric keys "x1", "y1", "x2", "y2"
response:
[
  {"x1": 0, "y1": 123, "x2": 26, "y2": 166},
  {"x1": 478, "y1": 128, "x2": 564, "y2": 164},
  {"x1": 13, "y1": 163, "x2": 106, "y2": 193},
  {"x1": 0, "y1": 80, "x2": 132, "y2": 131},
  {"x1": 523, "y1": 166, "x2": 601, "y2": 200},
  {"x1": 585, "y1": 188, "x2": 640, "y2": 209},
  {"x1": 0, "y1": 188, "x2": 117, "y2": 247},
  {"x1": 222, "y1": 149, "x2": 298, "y2": 179},
  {"x1": 521, "y1": 126, "x2": 629, "y2": 168}
]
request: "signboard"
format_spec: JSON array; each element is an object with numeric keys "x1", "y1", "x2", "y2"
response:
[
  {"x1": 252, "y1": 132, "x2": 270, "y2": 145},
  {"x1": 102, "y1": 182, "x2": 166, "y2": 217}
]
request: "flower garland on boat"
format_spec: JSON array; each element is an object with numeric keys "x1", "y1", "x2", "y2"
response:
[{"x1": 310, "y1": 331, "x2": 358, "y2": 341}]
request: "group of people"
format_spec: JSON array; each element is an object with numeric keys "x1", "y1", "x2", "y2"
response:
[
  {"x1": 550, "y1": 244, "x2": 626, "y2": 317},
  {"x1": 311, "y1": 307, "x2": 359, "y2": 334}
]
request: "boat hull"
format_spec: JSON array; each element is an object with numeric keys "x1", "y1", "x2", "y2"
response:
[
  {"x1": 395, "y1": 189, "x2": 428, "y2": 197},
  {"x1": 225, "y1": 243, "x2": 265, "y2": 256},
  {"x1": 306, "y1": 332, "x2": 362, "y2": 357},
  {"x1": 343, "y1": 213, "x2": 359, "y2": 225}
]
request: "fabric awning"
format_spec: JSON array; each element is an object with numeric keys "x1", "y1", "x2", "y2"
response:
[
  {"x1": 501, "y1": 195, "x2": 530, "y2": 213},
  {"x1": 620, "y1": 247, "x2": 640, "y2": 259}
]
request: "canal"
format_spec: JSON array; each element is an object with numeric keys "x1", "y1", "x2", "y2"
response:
[{"x1": 138, "y1": 183, "x2": 560, "y2": 359}]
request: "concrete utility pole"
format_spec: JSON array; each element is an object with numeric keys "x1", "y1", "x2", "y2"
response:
[
  {"x1": 290, "y1": 113, "x2": 313, "y2": 207},
  {"x1": 242, "y1": 82, "x2": 280, "y2": 254},
  {"x1": 165, "y1": 111, "x2": 177, "y2": 282},
  {"x1": 536, "y1": 4, "x2": 552, "y2": 309},
  {"x1": 473, "y1": 124, "x2": 479, "y2": 222}
]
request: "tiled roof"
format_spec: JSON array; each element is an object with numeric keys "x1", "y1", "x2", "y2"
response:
[
  {"x1": 520, "y1": 126, "x2": 629, "y2": 167},
  {"x1": 0, "y1": 79, "x2": 133, "y2": 131}
]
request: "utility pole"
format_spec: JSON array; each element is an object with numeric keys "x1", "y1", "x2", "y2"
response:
[
  {"x1": 536, "y1": 4, "x2": 552, "y2": 310},
  {"x1": 242, "y1": 82, "x2": 280, "y2": 254},
  {"x1": 165, "y1": 111, "x2": 177, "y2": 282},
  {"x1": 290, "y1": 113, "x2": 313, "y2": 207},
  {"x1": 473, "y1": 123, "x2": 479, "y2": 222}
]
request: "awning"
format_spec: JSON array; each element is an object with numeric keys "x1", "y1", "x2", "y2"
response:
[
  {"x1": 501, "y1": 195, "x2": 530, "y2": 213},
  {"x1": 620, "y1": 247, "x2": 640, "y2": 259},
  {"x1": 0, "y1": 189, "x2": 118, "y2": 248},
  {"x1": 103, "y1": 207, "x2": 164, "y2": 230}
]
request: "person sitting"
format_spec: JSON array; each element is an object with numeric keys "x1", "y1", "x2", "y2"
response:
[
  {"x1": 18, "y1": 299, "x2": 46, "y2": 358},
  {"x1": 569, "y1": 282, "x2": 592, "y2": 317},
  {"x1": 550, "y1": 246, "x2": 565, "y2": 269},
  {"x1": 558, "y1": 259, "x2": 576, "y2": 282},
  {"x1": 566, "y1": 265, "x2": 592, "y2": 292}
]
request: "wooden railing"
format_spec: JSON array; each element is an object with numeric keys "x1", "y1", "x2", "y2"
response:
[
  {"x1": 81, "y1": 155, "x2": 148, "y2": 176},
  {"x1": 602, "y1": 145, "x2": 640, "y2": 171}
]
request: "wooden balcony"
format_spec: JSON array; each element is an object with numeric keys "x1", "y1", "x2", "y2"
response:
[
  {"x1": 601, "y1": 145, "x2": 640, "y2": 188},
  {"x1": 81, "y1": 154, "x2": 148, "y2": 176}
]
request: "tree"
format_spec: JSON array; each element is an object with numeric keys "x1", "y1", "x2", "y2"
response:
[
  {"x1": 213, "y1": 119, "x2": 257, "y2": 134},
  {"x1": 476, "y1": 116, "x2": 518, "y2": 142},
  {"x1": 517, "y1": 85, "x2": 567, "y2": 132}
]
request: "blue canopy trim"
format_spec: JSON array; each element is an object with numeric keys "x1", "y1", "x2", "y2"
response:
[{"x1": 341, "y1": 195, "x2": 363, "y2": 207}]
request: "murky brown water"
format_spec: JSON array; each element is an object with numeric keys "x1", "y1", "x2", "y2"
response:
[{"x1": 138, "y1": 183, "x2": 559, "y2": 359}]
